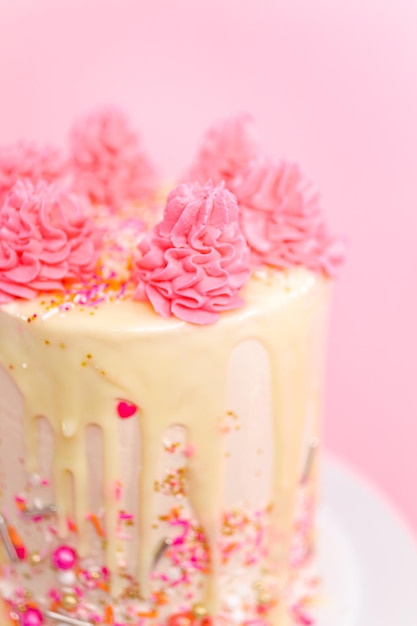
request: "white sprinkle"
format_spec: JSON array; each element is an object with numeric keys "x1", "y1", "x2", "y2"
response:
[
  {"x1": 0, "y1": 514, "x2": 17, "y2": 562},
  {"x1": 45, "y1": 611, "x2": 93, "y2": 626},
  {"x1": 58, "y1": 569, "x2": 76, "y2": 587},
  {"x1": 301, "y1": 437, "x2": 320, "y2": 484},
  {"x1": 224, "y1": 593, "x2": 242, "y2": 610},
  {"x1": 231, "y1": 608, "x2": 246, "y2": 624}
]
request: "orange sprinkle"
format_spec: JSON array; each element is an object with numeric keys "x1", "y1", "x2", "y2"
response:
[
  {"x1": 67, "y1": 518, "x2": 78, "y2": 533},
  {"x1": 15, "y1": 499, "x2": 26, "y2": 513},
  {"x1": 137, "y1": 609, "x2": 158, "y2": 618},
  {"x1": 153, "y1": 590, "x2": 169, "y2": 606},
  {"x1": 7, "y1": 525, "x2": 26, "y2": 559},
  {"x1": 89, "y1": 514, "x2": 105, "y2": 538},
  {"x1": 104, "y1": 605, "x2": 114, "y2": 623}
]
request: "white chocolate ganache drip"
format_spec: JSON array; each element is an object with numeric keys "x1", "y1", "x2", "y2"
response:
[{"x1": 0, "y1": 267, "x2": 330, "y2": 625}]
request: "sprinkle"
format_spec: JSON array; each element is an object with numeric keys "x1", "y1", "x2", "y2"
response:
[
  {"x1": 88, "y1": 514, "x2": 105, "y2": 538},
  {"x1": 152, "y1": 537, "x2": 173, "y2": 569},
  {"x1": 116, "y1": 399, "x2": 138, "y2": 419},
  {"x1": 301, "y1": 438, "x2": 319, "y2": 484},
  {"x1": 118, "y1": 511, "x2": 134, "y2": 521},
  {"x1": 52, "y1": 545, "x2": 78, "y2": 570},
  {"x1": 184, "y1": 444, "x2": 195, "y2": 458},
  {"x1": 44, "y1": 612, "x2": 93, "y2": 626},
  {"x1": 163, "y1": 439, "x2": 181, "y2": 454},
  {"x1": 67, "y1": 518, "x2": 78, "y2": 533},
  {"x1": 21, "y1": 607, "x2": 43, "y2": 626},
  {"x1": 104, "y1": 605, "x2": 114, "y2": 624},
  {"x1": 0, "y1": 513, "x2": 18, "y2": 561},
  {"x1": 114, "y1": 480, "x2": 122, "y2": 501},
  {"x1": 7, "y1": 524, "x2": 26, "y2": 560},
  {"x1": 23, "y1": 504, "x2": 57, "y2": 519},
  {"x1": 15, "y1": 496, "x2": 27, "y2": 512}
]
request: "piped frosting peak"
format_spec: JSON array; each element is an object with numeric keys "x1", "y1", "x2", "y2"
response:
[
  {"x1": 0, "y1": 140, "x2": 66, "y2": 204},
  {"x1": 231, "y1": 157, "x2": 346, "y2": 276},
  {"x1": 69, "y1": 106, "x2": 157, "y2": 207},
  {"x1": 186, "y1": 113, "x2": 260, "y2": 185},
  {"x1": 0, "y1": 110, "x2": 345, "y2": 314},
  {"x1": 0, "y1": 180, "x2": 101, "y2": 304},
  {"x1": 133, "y1": 181, "x2": 251, "y2": 324}
]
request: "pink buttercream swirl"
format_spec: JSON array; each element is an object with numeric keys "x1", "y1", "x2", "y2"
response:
[
  {"x1": 185, "y1": 113, "x2": 260, "y2": 185},
  {"x1": 0, "y1": 180, "x2": 101, "y2": 304},
  {"x1": 133, "y1": 181, "x2": 251, "y2": 324},
  {"x1": 230, "y1": 158, "x2": 346, "y2": 276},
  {"x1": 0, "y1": 141, "x2": 66, "y2": 205},
  {"x1": 69, "y1": 106, "x2": 157, "y2": 207}
]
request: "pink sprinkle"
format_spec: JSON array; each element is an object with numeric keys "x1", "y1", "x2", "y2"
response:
[
  {"x1": 114, "y1": 480, "x2": 122, "y2": 501},
  {"x1": 21, "y1": 607, "x2": 43, "y2": 626},
  {"x1": 48, "y1": 588, "x2": 61, "y2": 602},
  {"x1": 292, "y1": 604, "x2": 314, "y2": 625},
  {"x1": 52, "y1": 545, "x2": 77, "y2": 570},
  {"x1": 184, "y1": 443, "x2": 195, "y2": 458},
  {"x1": 118, "y1": 511, "x2": 133, "y2": 520},
  {"x1": 116, "y1": 399, "x2": 138, "y2": 419}
]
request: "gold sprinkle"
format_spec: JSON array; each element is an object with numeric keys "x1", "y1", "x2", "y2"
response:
[
  {"x1": 44, "y1": 340, "x2": 50, "y2": 346},
  {"x1": 60, "y1": 343, "x2": 65, "y2": 349},
  {"x1": 90, "y1": 571, "x2": 100, "y2": 580},
  {"x1": 29, "y1": 551, "x2": 41, "y2": 565},
  {"x1": 81, "y1": 362, "x2": 87, "y2": 367},
  {"x1": 62, "y1": 591, "x2": 79, "y2": 610},
  {"x1": 192, "y1": 604, "x2": 208, "y2": 618},
  {"x1": 258, "y1": 591, "x2": 272, "y2": 606},
  {"x1": 87, "y1": 354, "x2": 92, "y2": 359}
]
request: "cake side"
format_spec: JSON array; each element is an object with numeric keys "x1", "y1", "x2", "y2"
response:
[{"x1": 0, "y1": 268, "x2": 330, "y2": 625}]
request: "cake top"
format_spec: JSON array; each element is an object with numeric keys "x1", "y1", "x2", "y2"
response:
[{"x1": 0, "y1": 108, "x2": 345, "y2": 323}]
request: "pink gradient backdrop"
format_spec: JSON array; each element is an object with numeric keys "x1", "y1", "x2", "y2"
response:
[{"x1": 0, "y1": 0, "x2": 416, "y2": 532}]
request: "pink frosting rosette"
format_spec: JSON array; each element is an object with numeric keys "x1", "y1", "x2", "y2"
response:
[
  {"x1": 133, "y1": 181, "x2": 251, "y2": 324},
  {"x1": 230, "y1": 157, "x2": 346, "y2": 276},
  {"x1": 0, "y1": 180, "x2": 101, "y2": 304},
  {"x1": 69, "y1": 106, "x2": 157, "y2": 207},
  {"x1": 186, "y1": 113, "x2": 260, "y2": 185},
  {"x1": 0, "y1": 141, "x2": 66, "y2": 204}
]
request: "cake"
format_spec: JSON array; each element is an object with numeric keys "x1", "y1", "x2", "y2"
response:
[{"x1": 0, "y1": 109, "x2": 344, "y2": 626}]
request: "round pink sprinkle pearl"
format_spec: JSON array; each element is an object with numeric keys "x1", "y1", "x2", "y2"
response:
[
  {"x1": 52, "y1": 545, "x2": 78, "y2": 570},
  {"x1": 21, "y1": 607, "x2": 44, "y2": 626}
]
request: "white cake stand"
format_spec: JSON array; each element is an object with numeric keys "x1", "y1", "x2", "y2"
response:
[{"x1": 318, "y1": 455, "x2": 417, "y2": 626}]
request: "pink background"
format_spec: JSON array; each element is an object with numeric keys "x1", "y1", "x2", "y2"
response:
[{"x1": 0, "y1": 0, "x2": 416, "y2": 533}]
